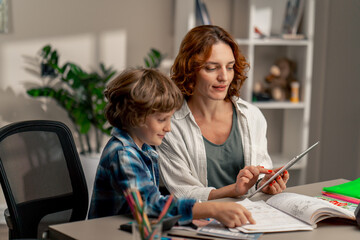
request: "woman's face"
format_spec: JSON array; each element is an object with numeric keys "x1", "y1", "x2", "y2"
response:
[{"x1": 193, "y1": 42, "x2": 235, "y2": 101}]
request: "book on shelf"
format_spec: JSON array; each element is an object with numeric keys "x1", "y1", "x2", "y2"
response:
[
  {"x1": 195, "y1": 0, "x2": 212, "y2": 26},
  {"x1": 323, "y1": 178, "x2": 360, "y2": 200},
  {"x1": 282, "y1": 0, "x2": 305, "y2": 35},
  {"x1": 282, "y1": 33, "x2": 305, "y2": 40},
  {"x1": 231, "y1": 192, "x2": 356, "y2": 233}
]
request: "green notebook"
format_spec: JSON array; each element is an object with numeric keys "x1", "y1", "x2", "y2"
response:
[{"x1": 323, "y1": 178, "x2": 360, "y2": 199}]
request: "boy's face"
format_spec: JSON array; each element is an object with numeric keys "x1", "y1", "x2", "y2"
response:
[{"x1": 130, "y1": 110, "x2": 175, "y2": 148}]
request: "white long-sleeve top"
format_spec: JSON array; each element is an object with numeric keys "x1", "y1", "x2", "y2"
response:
[{"x1": 156, "y1": 97, "x2": 272, "y2": 201}]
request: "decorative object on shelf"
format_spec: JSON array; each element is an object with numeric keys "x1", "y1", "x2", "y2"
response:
[
  {"x1": 282, "y1": 33, "x2": 305, "y2": 40},
  {"x1": 25, "y1": 45, "x2": 116, "y2": 154},
  {"x1": 254, "y1": 26, "x2": 267, "y2": 39},
  {"x1": 282, "y1": 0, "x2": 305, "y2": 38},
  {"x1": 252, "y1": 2, "x2": 272, "y2": 39},
  {"x1": 195, "y1": 0, "x2": 212, "y2": 26},
  {"x1": 252, "y1": 82, "x2": 271, "y2": 102},
  {"x1": 0, "y1": 0, "x2": 9, "y2": 33},
  {"x1": 290, "y1": 81, "x2": 300, "y2": 103},
  {"x1": 253, "y1": 57, "x2": 298, "y2": 102}
]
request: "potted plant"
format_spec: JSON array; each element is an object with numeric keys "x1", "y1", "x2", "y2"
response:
[
  {"x1": 26, "y1": 45, "x2": 116, "y2": 154},
  {"x1": 26, "y1": 45, "x2": 166, "y2": 155}
]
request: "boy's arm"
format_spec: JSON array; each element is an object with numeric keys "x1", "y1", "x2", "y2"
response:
[{"x1": 110, "y1": 149, "x2": 196, "y2": 225}]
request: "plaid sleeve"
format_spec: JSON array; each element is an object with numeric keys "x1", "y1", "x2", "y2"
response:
[{"x1": 109, "y1": 147, "x2": 196, "y2": 224}]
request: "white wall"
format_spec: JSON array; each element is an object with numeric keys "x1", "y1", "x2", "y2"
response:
[
  {"x1": 0, "y1": 0, "x2": 174, "y2": 127},
  {"x1": 307, "y1": 0, "x2": 360, "y2": 182}
]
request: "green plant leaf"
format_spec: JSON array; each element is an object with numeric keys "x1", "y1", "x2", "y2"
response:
[
  {"x1": 42, "y1": 45, "x2": 52, "y2": 58},
  {"x1": 143, "y1": 48, "x2": 165, "y2": 68},
  {"x1": 27, "y1": 87, "x2": 56, "y2": 98},
  {"x1": 151, "y1": 48, "x2": 161, "y2": 58},
  {"x1": 144, "y1": 58, "x2": 150, "y2": 68}
]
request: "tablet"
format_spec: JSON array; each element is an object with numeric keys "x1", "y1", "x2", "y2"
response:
[{"x1": 248, "y1": 141, "x2": 319, "y2": 198}]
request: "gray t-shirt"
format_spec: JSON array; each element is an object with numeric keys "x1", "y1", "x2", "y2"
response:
[{"x1": 204, "y1": 105, "x2": 244, "y2": 188}]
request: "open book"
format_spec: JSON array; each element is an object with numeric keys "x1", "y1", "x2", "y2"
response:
[{"x1": 232, "y1": 192, "x2": 356, "y2": 233}]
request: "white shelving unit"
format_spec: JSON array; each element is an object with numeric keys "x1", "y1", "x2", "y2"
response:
[{"x1": 174, "y1": 0, "x2": 315, "y2": 186}]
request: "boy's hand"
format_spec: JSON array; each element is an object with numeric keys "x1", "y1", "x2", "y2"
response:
[
  {"x1": 235, "y1": 166, "x2": 273, "y2": 196},
  {"x1": 260, "y1": 167, "x2": 290, "y2": 195},
  {"x1": 211, "y1": 202, "x2": 255, "y2": 228}
]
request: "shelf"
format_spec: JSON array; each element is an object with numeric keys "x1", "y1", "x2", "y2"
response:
[
  {"x1": 236, "y1": 39, "x2": 251, "y2": 45},
  {"x1": 253, "y1": 101, "x2": 305, "y2": 109},
  {"x1": 236, "y1": 38, "x2": 310, "y2": 46}
]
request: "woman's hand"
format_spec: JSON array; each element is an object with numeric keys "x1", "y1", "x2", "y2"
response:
[
  {"x1": 193, "y1": 202, "x2": 255, "y2": 228},
  {"x1": 260, "y1": 167, "x2": 290, "y2": 195},
  {"x1": 235, "y1": 166, "x2": 273, "y2": 196}
]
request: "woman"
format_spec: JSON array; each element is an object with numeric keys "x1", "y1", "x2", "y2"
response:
[{"x1": 157, "y1": 25, "x2": 289, "y2": 201}]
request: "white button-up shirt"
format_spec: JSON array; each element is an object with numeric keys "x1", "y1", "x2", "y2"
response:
[{"x1": 157, "y1": 98, "x2": 272, "y2": 201}]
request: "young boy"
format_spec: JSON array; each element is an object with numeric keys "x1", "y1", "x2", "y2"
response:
[{"x1": 88, "y1": 68, "x2": 255, "y2": 227}]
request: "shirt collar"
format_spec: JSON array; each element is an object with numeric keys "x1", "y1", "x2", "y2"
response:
[
  {"x1": 111, "y1": 127, "x2": 158, "y2": 157},
  {"x1": 173, "y1": 100, "x2": 191, "y2": 120},
  {"x1": 231, "y1": 97, "x2": 249, "y2": 115}
]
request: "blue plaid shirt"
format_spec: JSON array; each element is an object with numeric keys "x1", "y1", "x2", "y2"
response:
[{"x1": 88, "y1": 128, "x2": 196, "y2": 224}]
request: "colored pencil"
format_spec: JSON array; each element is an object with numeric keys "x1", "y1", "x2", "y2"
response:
[{"x1": 124, "y1": 187, "x2": 175, "y2": 240}]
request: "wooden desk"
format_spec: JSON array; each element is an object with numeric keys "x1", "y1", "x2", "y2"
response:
[{"x1": 48, "y1": 179, "x2": 360, "y2": 240}]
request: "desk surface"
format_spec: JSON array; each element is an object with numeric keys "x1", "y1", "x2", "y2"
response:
[{"x1": 48, "y1": 179, "x2": 360, "y2": 240}]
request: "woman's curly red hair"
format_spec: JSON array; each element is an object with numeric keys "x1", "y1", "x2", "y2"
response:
[{"x1": 171, "y1": 25, "x2": 249, "y2": 100}]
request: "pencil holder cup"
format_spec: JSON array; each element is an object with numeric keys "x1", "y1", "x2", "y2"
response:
[{"x1": 132, "y1": 222, "x2": 162, "y2": 240}]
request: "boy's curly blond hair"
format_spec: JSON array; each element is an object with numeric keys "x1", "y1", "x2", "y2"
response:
[{"x1": 104, "y1": 68, "x2": 183, "y2": 130}]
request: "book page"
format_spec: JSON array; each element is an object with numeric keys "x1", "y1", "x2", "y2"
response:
[
  {"x1": 198, "y1": 220, "x2": 262, "y2": 240},
  {"x1": 233, "y1": 199, "x2": 313, "y2": 233},
  {"x1": 266, "y1": 192, "x2": 355, "y2": 225}
]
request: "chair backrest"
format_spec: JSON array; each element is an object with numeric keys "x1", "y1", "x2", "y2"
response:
[{"x1": 0, "y1": 120, "x2": 88, "y2": 239}]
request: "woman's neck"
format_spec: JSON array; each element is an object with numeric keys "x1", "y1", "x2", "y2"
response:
[{"x1": 187, "y1": 96, "x2": 232, "y2": 121}]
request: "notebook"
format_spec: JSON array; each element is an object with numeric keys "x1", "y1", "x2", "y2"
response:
[{"x1": 323, "y1": 178, "x2": 360, "y2": 199}]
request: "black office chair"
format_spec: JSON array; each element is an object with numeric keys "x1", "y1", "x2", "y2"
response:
[{"x1": 0, "y1": 120, "x2": 88, "y2": 239}]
